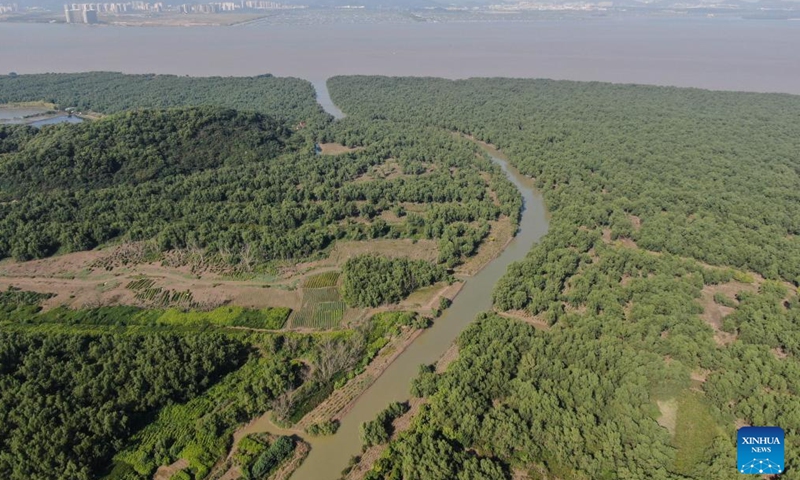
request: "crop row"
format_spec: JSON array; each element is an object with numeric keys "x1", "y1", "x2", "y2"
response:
[
  {"x1": 302, "y1": 271, "x2": 341, "y2": 289},
  {"x1": 303, "y1": 287, "x2": 341, "y2": 304},
  {"x1": 126, "y1": 278, "x2": 156, "y2": 291},
  {"x1": 289, "y1": 301, "x2": 345, "y2": 329},
  {"x1": 134, "y1": 287, "x2": 194, "y2": 307}
]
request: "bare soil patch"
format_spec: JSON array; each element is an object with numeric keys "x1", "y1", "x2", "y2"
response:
[
  {"x1": 400, "y1": 281, "x2": 464, "y2": 316},
  {"x1": 436, "y1": 343, "x2": 460, "y2": 373},
  {"x1": 153, "y1": 459, "x2": 188, "y2": 480},
  {"x1": 352, "y1": 159, "x2": 409, "y2": 183},
  {"x1": 216, "y1": 465, "x2": 241, "y2": 480},
  {"x1": 379, "y1": 210, "x2": 404, "y2": 224},
  {"x1": 0, "y1": 235, "x2": 442, "y2": 313},
  {"x1": 512, "y1": 468, "x2": 532, "y2": 480},
  {"x1": 318, "y1": 142, "x2": 362, "y2": 155},
  {"x1": 699, "y1": 282, "x2": 756, "y2": 346},
  {"x1": 772, "y1": 347, "x2": 788, "y2": 360},
  {"x1": 657, "y1": 399, "x2": 678, "y2": 437},
  {"x1": 0, "y1": 263, "x2": 302, "y2": 311},
  {"x1": 690, "y1": 370, "x2": 709, "y2": 383},
  {"x1": 328, "y1": 239, "x2": 439, "y2": 264},
  {"x1": 600, "y1": 228, "x2": 649, "y2": 252},
  {"x1": 498, "y1": 310, "x2": 550, "y2": 330},
  {"x1": 735, "y1": 418, "x2": 750, "y2": 429}
]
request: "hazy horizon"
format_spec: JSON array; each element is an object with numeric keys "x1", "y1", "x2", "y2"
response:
[{"x1": 2, "y1": 17, "x2": 799, "y2": 95}]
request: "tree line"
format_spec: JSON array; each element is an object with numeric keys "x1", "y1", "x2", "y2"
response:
[{"x1": 0, "y1": 72, "x2": 327, "y2": 125}]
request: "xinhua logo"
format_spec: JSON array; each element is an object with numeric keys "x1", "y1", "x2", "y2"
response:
[{"x1": 737, "y1": 426, "x2": 784, "y2": 474}]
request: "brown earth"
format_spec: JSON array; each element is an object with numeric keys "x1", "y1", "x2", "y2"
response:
[
  {"x1": 772, "y1": 347, "x2": 788, "y2": 360},
  {"x1": 353, "y1": 159, "x2": 408, "y2": 183},
  {"x1": 400, "y1": 281, "x2": 464, "y2": 317},
  {"x1": 0, "y1": 237, "x2": 441, "y2": 314},
  {"x1": 436, "y1": 343, "x2": 460, "y2": 373},
  {"x1": 327, "y1": 238, "x2": 439, "y2": 265},
  {"x1": 656, "y1": 399, "x2": 678, "y2": 437},
  {"x1": 217, "y1": 465, "x2": 241, "y2": 480},
  {"x1": 512, "y1": 469, "x2": 532, "y2": 480},
  {"x1": 629, "y1": 214, "x2": 642, "y2": 230},
  {"x1": 318, "y1": 143, "x2": 363, "y2": 156},
  {"x1": 152, "y1": 459, "x2": 188, "y2": 480},
  {"x1": 498, "y1": 309, "x2": 551, "y2": 330},
  {"x1": 690, "y1": 370, "x2": 709, "y2": 383},
  {"x1": 698, "y1": 282, "x2": 756, "y2": 346},
  {"x1": 0, "y1": 256, "x2": 302, "y2": 312}
]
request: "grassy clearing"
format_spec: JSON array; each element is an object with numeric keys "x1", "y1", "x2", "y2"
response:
[
  {"x1": 4, "y1": 303, "x2": 290, "y2": 330},
  {"x1": 672, "y1": 392, "x2": 719, "y2": 475},
  {"x1": 317, "y1": 142, "x2": 362, "y2": 155},
  {"x1": 0, "y1": 101, "x2": 56, "y2": 110}
]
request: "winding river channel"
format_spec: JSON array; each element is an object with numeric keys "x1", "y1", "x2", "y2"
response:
[{"x1": 275, "y1": 83, "x2": 550, "y2": 480}]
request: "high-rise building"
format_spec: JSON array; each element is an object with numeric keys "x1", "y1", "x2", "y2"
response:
[
  {"x1": 82, "y1": 8, "x2": 97, "y2": 23},
  {"x1": 64, "y1": 4, "x2": 98, "y2": 24},
  {"x1": 64, "y1": 5, "x2": 82, "y2": 22}
]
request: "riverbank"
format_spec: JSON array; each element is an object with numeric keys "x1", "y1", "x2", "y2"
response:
[
  {"x1": 190, "y1": 82, "x2": 548, "y2": 480},
  {"x1": 284, "y1": 126, "x2": 549, "y2": 480}
]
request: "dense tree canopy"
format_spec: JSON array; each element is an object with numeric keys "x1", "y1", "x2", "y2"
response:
[
  {"x1": 0, "y1": 84, "x2": 519, "y2": 269},
  {"x1": 329, "y1": 76, "x2": 800, "y2": 283},
  {"x1": 0, "y1": 330, "x2": 248, "y2": 480},
  {"x1": 329, "y1": 76, "x2": 800, "y2": 479},
  {"x1": 0, "y1": 73, "x2": 526, "y2": 480},
  {"x1": 0, "y1": 72, "x2": 326, "y2": 124},
  {"x1": 0, "y1": 107, "x2": 290, "y2": 194},
  {"x1": 341, "y1": 255, "x2": 449, "y2": 307}
]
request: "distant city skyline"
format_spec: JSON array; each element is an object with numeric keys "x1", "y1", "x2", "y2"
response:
[{"x1": 11, "y1": 0, "x2": 800, "y2": 10}]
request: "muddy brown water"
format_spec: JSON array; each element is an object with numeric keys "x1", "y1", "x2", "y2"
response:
[
  {"x1": 2, "y1": 19, "x2": 800, "y2": 94},
  {"x1": 258, "y1": 83, "x2": 551, "y2": 480}
]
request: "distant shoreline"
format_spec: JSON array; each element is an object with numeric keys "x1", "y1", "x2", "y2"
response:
[{"x1": 1, "y1": 7, "x2": 799, "y2": 28}]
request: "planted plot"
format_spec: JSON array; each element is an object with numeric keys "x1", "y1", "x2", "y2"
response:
[
  {"x1": 133, "y1": 286, "x2": 195, "y2": 309},
  {"x1": 304, "y1": 287, "x2": 340, "y2": 303},
  {"x1": 312, "y1": 301, "x2": 346, "y2": 329},
  {"x1": 302, "y1": 271, "x2": 341, "y2": 289},
  {"x1": 288, "y1": 288, "x2": 346, "y2": 329},
  {"x1": 126, "y1": 278, "x2": 156, "y2": 291}
]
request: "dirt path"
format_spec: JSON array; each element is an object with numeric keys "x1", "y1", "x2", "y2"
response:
[
  {"x1": 498, "y1": 310, "x2": 551, "y2": 330},
  {"x1": 153, "y1": 459, "x2": 188, "y2": 480}
]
